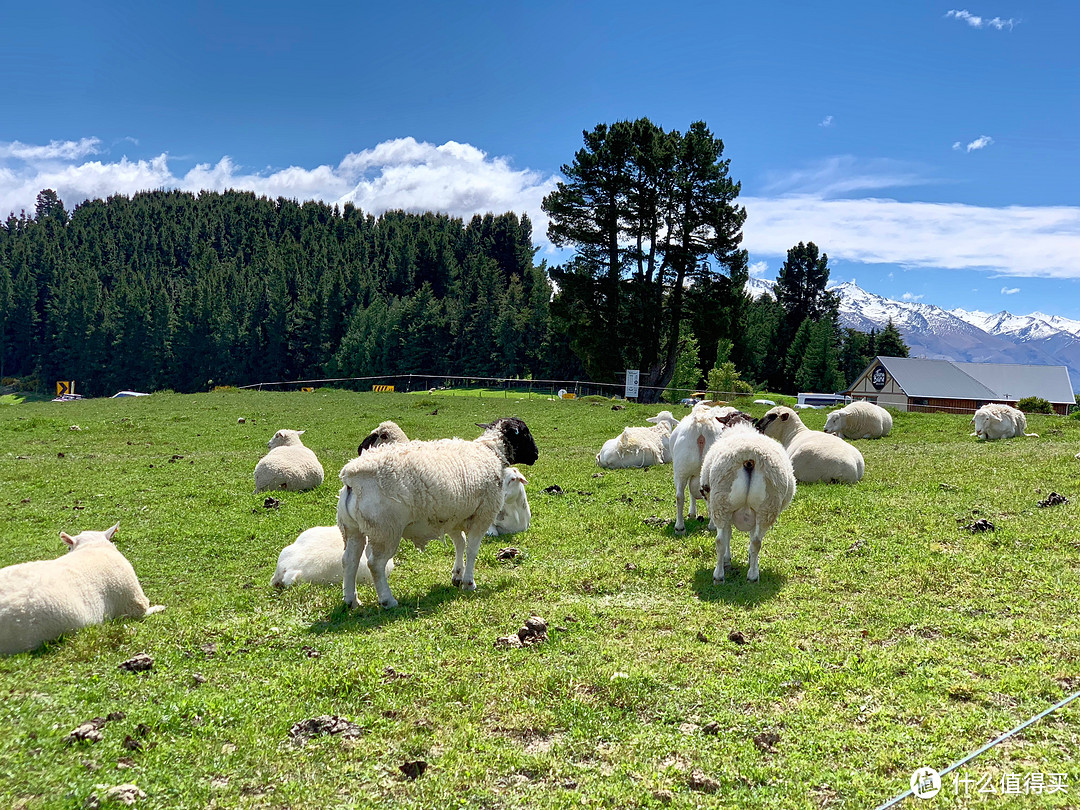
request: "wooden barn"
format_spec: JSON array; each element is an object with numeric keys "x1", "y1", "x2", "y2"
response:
[{"x1": 845, "y1": 356, "x2": 1076, "y2": 415}]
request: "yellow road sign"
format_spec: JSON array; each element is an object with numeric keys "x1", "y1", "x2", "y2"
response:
[
  {"x1": 56, "y1": 381, "x2": 73, "y2": 396},
  {"x1": 372, "y1": 385, "x2": 395, "y2": 392}
]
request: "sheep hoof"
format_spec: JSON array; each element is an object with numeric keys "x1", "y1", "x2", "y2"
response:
[
  {"x1": 344, "y1": 598, "x2": 359, "y2": 610},
  {"x1": 379, "y1": 596, "x2": 399, "y2": 609},
  {"x1": 451, "y1": 576, "x2": 463, "y2": 587},
  {"x1": 460, "y1": 580, "x2": 476, "y2": 592},
  {"x1": 713, "y1": 569, "x2": 725, "y2": 585},
  {"x1": 747, "y1": 573, "x2": 759, "y2": 583}
]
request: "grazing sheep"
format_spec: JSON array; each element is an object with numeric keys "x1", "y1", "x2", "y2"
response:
[
  {"x1": 486, "y1": 467, "x2": 531, "y2": 536},
  {"x1": 358, "y1": 420, "x2": 409, "y2": 455},
  {"x1": 670, "y1": 403, "x2": 727, "y2": 531},
  {"x1": 970, "y1": 403, "x2": 1039, "y2": 441},
  {"x1": 756, "y1": 406, "x2": 865, "y2": 484},
  {"x1": 0, "y1": 524, "x2": 164, "y2": 655},
  {"x1": 699, "y1": 422, "x2": 796, "y2": 582},
  {"x1": 337, "y1": 417, "x2": 539, "y2": 609},
  {"x1": 270, "y1": 526, "x2": 393, "y2": 588},
  {"x1": 823, "y1": 400, "x2": 893, "y2": 440},
  {"x1": 596, "y1": 411, "x2": 679, "y2": 468},
  {"x1": 254, "y1": 429, "x2": 324, "y2": 493}
]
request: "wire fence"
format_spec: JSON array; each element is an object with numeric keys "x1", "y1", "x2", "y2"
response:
[{"x1": 237, "y1": 373, "x2": 759, "y2": 405}]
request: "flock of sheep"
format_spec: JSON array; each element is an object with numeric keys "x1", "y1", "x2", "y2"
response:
[{"x1": 0, "y1": 398, "x2": 1043, "y2": 654}]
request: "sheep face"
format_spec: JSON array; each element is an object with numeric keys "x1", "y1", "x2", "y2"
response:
[
  {"x1": 755, "y1": 409, "x2": 789, "y2": 435},
  {"x1": 358, "y1": 421, "x2": 408, "y2": 456},
  {"x1": 268, "y1": 429, "x2": 305, "y2": 450},
  {"x1": 480, "y1": 417, "x2": 539, "y2": 466},
  {"x1": 822, "y1": 411, "x2": 843, "y2": 436}
]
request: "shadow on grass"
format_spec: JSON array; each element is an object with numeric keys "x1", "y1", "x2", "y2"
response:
[
  {"x1": 692, "y1": 565, "x2": 787, "y2": 606},
  {"x1": 306, "y1": 579, "x2": 512, "y2": 635}
]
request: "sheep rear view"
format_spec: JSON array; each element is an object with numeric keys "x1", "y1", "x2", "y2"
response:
[
  {"x1": 254, "y1": 429, "x2": 325, "y2": 493},
  {"x1": 699, "y1": 423, "x2": 795, "y2": 583},
  {"x1": 0, "y1": 524, "x2": 164, "y2": 655},
  {"x1": 823, "y1": 400, "x2": 892, "y2": 440},
  {"x1": 337, "y1": 417, "x2": 539, "y2": 609},
  {"x1": 486, "y1": 466, "x2": 531, "y2": 536},
  {"x1": 670, "y1": 404, "x2": 730, "y2": 531}
]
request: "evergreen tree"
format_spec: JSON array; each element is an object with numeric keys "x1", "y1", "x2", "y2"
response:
[
  {"x1": 665, "y1": 323, "x2": 702, "y2": 402},
  {"x1": 875, "y1": 318, "x2": 910, "y2": 357},
  {"x1": 795, "y1": 319, "x2": 844, "y2": 393}
]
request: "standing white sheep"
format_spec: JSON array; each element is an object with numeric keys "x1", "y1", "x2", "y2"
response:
[
  {"x1": 823, "y1": 400, "x2": 893, "y2": 439},
  {"x1": 970, "y1": 403, "x2": 1039, "y2": 440},
  {"x1": 670, "y1": 403, "x2": 727, "y2": 531},
  {"x1": 254, "y1": 429, "x2": 325, "y2": 493},
  {"x1": 270, "y1": 526, "x2": 393, "y2": 588},
  {"x1": 486, "y1": 467, "x2": 531, "y2": 536},
  {"x1": 699, "y1": 421, "x2": 796, "y2": 583},
  {"x1": 0, "y1": 524, "x2": 164, "y2": 655},
  {"x1": 757, "y1": 406, "x2": 865, "y2": 484},
  {"x1": 337, "y1": 417, "x2": 539, "y2": 609}
]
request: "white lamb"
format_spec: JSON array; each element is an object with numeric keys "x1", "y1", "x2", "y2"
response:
[
  {"x1": 970, "y1": 403, "x2": 1039, "y2": 441},
  {"x1": 0, "y1": 524, "x2": 164, "y2": 655},
  {"x1": 270, "y1": 526, "x2": 393, "y2": 588},
  {"x1": 670, "y1": 403, "x2": 727, "y2": 531},
  {"x1": 757, "y1": 406, "x2": 865, "y2": 484},
  {"x1": 337, "y1": 417, "x2": 539, "y2": 609},
  {"x1": 699, "y1": 422, "x2": 796, "y2": 583},
  {"x1": 595, "y1": 411, "x2": 679, "y2": 468},
  {"x1": 486, "y1": 467, "x2": 531, "y2": 536},
  {"x1": 254, "y1": 429, "x2": 325, "y2": 493},
  {"x1": 823, "y1": 400, "x2": 893, "y2": 440}
]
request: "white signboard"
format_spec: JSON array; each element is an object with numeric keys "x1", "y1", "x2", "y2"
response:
[{"x1": 625, "y1": 369, "x2": 640, "y2": 399}]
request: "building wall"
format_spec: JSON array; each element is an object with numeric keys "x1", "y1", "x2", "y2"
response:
[{"x1": 848, "y1": 362, "x2": 909, "y2": 411}]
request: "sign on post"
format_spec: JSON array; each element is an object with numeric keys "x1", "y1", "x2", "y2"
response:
[
  {"x1": 56, "y1": 381, "x2": 74, "y2": 396},
  {"x1": 625, "y1": 370, "x2": 640, "y2": 399}
]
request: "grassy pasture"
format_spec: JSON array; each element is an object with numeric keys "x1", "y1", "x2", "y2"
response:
[{"x1": 0, "y1": 389, "x2": 1078, "y2": 809}]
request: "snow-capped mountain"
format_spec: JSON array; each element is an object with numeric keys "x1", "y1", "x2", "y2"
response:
[{"x1": 746, "y1": 278, "x2": 1080, "y2": 391}]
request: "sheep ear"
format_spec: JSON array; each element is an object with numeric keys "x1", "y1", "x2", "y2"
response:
[
  {"x1": 105, "y1": 523, "x2": 119, "y2": 541},
  {"x1": 60, "y1": 532, "x2": 76, "y2": 548},
  {"x1": 476, "y1": 422, "x2": 493, "y2": 430},
  {"x1": 781, "y1": 412, "x2": 789, "y2": 421},
  {"x1": 297, "y1": 430, "x2": 305, "y2": 435}
]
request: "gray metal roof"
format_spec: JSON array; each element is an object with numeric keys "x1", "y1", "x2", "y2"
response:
[{"x1": 872, "y1": 356, "x2": 1075, "y2": 403}]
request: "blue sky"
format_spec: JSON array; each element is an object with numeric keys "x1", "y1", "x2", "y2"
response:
[{"x1": 3, "y1": 1, "x2": 1079, "y2": 317}]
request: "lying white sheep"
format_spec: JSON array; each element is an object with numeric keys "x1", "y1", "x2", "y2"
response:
[
  {"x1": 699, "y1": 421, "x2": 795, "y2": 582},
  {"x1": 970, "y1": 403, "x2": 1039, "y2": 440},
  {"x1": 671, "y1": 403, "x2": 727, "y2": 531},
  {"x1": 358, "y1": 420, "x2": 409, "y2": 455},
  {"x1": 254, "y1": 429, "x2": 325, "y2": 493},
  {"x1": 486, "y1": 467, "x2": 531, "y2": 536},
  {"x1": 595, "y1": 411, "x2": 679, "y2": 468},
  {"x1": 757, "y1": 406, "x2": 865, "y2": 484},
  {"x1": 270, "y1": 526, "x2": 393, "y2": 588},
  {"x1": 823, "y1": 400, "x2": 893, "y2": 439},
  {"x1": 0, "y1": 524, "x2": 164, "y2": 655},
  {"x1": 337, "y1": 417, "x2": 539, "y2": 609}
]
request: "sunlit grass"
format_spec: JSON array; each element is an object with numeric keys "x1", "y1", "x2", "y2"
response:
[{"x1": 0, "y1": 391, "x2": 1078, "y2": 808}]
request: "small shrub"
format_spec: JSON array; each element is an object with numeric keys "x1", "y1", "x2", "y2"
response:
[{"x1": 1017, "y1": 396, "x2": 1053, "y2": 414}]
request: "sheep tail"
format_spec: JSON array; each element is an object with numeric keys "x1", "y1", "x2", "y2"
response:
[{"x1": 1025, "y1": 432, "x2": 1040, "y2": 437}]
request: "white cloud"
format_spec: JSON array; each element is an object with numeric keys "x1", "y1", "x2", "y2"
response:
[
  {"x1": 0, "y1": 136, "x2": 559, "y2": 246},
  {"x1": 964, "y1": 135, "x2": 993, "y2": 152},
  {"x1": 1001, "y1": 286, "x2": 1020, "y2": 295},
  {"x1": 819, "y1": 115, "x2": 834, "y2": 128},
  {"x1": 761, "y1": 156, "x2": 929, "y2": 197},
  {"x1": 748, "y1": 260, "x2": 769, "y2": 278},
  {"x1": 952, "y1": 141, "x2": 963, "y2": 151},
  {"x1": 742, "y1": 195, "x2": 1080, "y2": 280},
  {"x1": 901, "y1": 292, "x2": 924, "y2": 301},
  {"x1": 946, "y1": 10, "x2": 1017, "y2": 30}
]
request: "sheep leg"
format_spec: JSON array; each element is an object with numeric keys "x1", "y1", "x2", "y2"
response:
[
  {"x1": 675, "y1": 479, "x2": 687, "y2": 532},
  {"x1": 747, "y1": 520, "x2": 764, "y2": 583},
  {"x1": 366, "y1": 539, "x2": 399, "y2": 609},
  {"x1": 341, "y1": 532, "x2": 367, "y2": 610},
  {"x1": 459, "y1": 528, "x2": 484, "y2": 591},
  {"x1": 451, "y1": 531, "x2": 467, "y2": 587},
  {"x1": 687, "y1": 476, "x2": 699, "y2": 520},
  {"x1": 713, "y1": 519, "x2": 732, "y2": 584}
]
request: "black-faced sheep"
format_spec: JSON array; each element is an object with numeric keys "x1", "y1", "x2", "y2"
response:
[{"x1": 336, "y1": 417, "x2": 539, "y2": 609}]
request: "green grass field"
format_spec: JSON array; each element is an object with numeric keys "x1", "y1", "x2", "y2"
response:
[{"x1": 1, "y1": 389, "x2": 1078, "y2": 809}]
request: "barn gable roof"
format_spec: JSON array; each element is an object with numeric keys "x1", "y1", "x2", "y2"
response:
[{"x1": 867, "y1": 356, "x2": 1074, "y2": 403}]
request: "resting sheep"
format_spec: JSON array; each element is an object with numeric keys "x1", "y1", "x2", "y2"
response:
[
  {"x1": 254, "y1": 429, "x2": 324, "y2": 493},
  {"x1": 971, "y1": 403, "x2": 1039, "y2": 441},
  {"x1": 486, "y1": 467, "x2": 531, "y2": 536},
  {"x1": 757, "y1": 406, "x2": 865, "y2": 484},
  {"x1": 358, "y1": 420, "x2": 409, "y2": 455},
  {"x1": 337, "y1": 417, "x2": 539, "y2": 609},
  {"x1": 595, "y1": 411, "x2": 679, "y2": 468},
  {"x1": 0, "y1": 524, "x2": 164, "y2": 655},
  {"x1": 670, "y1": 403, "x2": 728, "y2": 531},
  {"x1": 823, "y1": 400, "x2": 893, "y2": 440},
  {"x1": 270, "y1": 526, "x2": 392, "y2": 588},
  {"x1": 699, "y1": 421, "x2": 795, "y2": 583}
]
